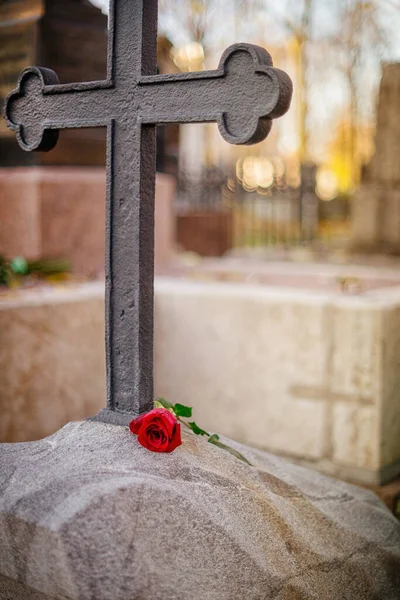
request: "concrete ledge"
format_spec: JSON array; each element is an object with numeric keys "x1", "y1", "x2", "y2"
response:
[
  {"x1": 0, "y1": 282, "x2": 106, "y2": 443},
  {"x1": 154, "y1": 275, "x2": 400, "y2": 485},
  {"x1": 2, "y1": 268, "x2": 400, "y2": 485}
]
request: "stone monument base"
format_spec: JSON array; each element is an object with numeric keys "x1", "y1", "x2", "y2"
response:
[
  {"x1": 3, "y1": 259, "x2": 400, "y2": 487},
  {"x1": 155, "y1": 259, "x2": 400, "y2": 485},
  {"x1": 0, "y1": 167, "x2": 176, "y2": 275},
  {"x1": 0, "y1": 420, "x2": 399, "y2": 600},
  {"x1": 0, "y1": 283, "x2": 105, "y2": 443}
]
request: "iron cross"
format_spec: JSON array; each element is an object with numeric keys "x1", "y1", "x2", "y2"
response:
[{"x1": 4, "y1": 0, "x2": 292, "y2": 426}]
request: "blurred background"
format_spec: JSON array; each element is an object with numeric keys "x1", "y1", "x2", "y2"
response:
[
  {"x1": 3, "y1": 0, "x2": 400, "y2": 258},
  {"x1": 155, "y1": 0, "x2": 400, "y2": 253},
  {"x1": 1, "y1": 0, "x2": 400, "y2": 513}
]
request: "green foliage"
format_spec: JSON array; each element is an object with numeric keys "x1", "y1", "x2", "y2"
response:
[
  {"x1": 155, "y1": 397, "x2": 174, "y2": 410},
  {"x1": 10, "y1": 256, "x2": 28, "y2": 275},
  {"x1": 208, "y1": 434, "x2": 252, "y2": 465},
  {"x1": 27, "y1": 258, "x2": 71, "y2": 275},
  {"x1": 155, "y1": 396, "x2": 252, "y2": 466},
  {"x1": 0, "y1": 255, "x2": 71, "y2": 288},
  {"x1": 173, "y1": 403, "x2": 192, "y2": 418},
  {"x1": 187, "y1": 421, "x2": 209, "y2": 436},
  {"x1": 0, "y1": 256, "x2": 10, "y2": 286},
  {"x1": 155, "y1": 398, "x2": 192, "y2": 418}
]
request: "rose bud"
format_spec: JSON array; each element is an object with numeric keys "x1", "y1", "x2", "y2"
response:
[{"x1": 129, "y1": 408, "x2": 182, "y2": 453}]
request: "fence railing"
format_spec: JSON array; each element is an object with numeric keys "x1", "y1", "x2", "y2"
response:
[{"x1": 176, "y1": 167, "x2": 350, "y2": 256}]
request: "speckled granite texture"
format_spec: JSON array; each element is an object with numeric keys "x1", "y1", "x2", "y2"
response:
[{"x1": 0, "y1": 420, "x2": 399, "y2": 599}]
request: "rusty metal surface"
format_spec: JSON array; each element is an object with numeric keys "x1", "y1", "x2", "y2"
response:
[{"x1": 4, "y1": 0, "x2": 292, "y2": 425}]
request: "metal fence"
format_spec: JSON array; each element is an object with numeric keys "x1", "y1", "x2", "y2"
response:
[{"x1": 175, "y1": 166, "x2": 347, "y2": 256}]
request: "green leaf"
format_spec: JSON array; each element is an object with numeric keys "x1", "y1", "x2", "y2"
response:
[
  {"x1": 155, "y1": 397, "x2": 174, "y2": 410},
  {"x1": 208, "y1": 436, "x2": 252, "y2": 466},
  {"x1": 188, "y1": 421, "x2": 209, "y2": 437},
  {"x1": 173, "y1": 403, "x2": 192, "y2": 418}
]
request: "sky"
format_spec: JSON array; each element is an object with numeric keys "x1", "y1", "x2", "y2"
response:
[
  {"x1": 89, "y1": 1, "x2": 400, "y2": 55},
  {"x1": 88, "y1": 0, "x2": 400, "y2": 64},
  {"x1": 88, "y1": 0, "x2": 108, "y2": 14}
]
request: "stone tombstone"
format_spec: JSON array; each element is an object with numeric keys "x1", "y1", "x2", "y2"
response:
[
  {"x1": 1, "y1": 2, "x2": 400, "y2": 599},
  {"x1": 352, "y1": 63, "x2": 400, "y2": 252}
]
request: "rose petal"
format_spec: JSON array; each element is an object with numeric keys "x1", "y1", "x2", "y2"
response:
[
  {"x1": 165, "y1": 423, "x2": 182, "y2": 453},
  {"x1": 147, "y1": 426, "x2": 166, "y2": 446},
  {"x1": 138, "y1": 427, "x2": 169, "y2": 452},
  {"x1": 142, "y1": 408, "x2": 177, "y2": 436},
  {"x1": 131, "y1": 407, "x2": 181, "y2": 454},
  {"x1": 129, "y1": 413, "x2": 147, "y2": 435}
]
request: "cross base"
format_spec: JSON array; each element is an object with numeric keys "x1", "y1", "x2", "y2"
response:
[
  {"x1": 91, "y1": 408, "x2": 134, "y2": 426},
  {"x1": 1, "y1": 419, "x2": 399, "y2": 599}
]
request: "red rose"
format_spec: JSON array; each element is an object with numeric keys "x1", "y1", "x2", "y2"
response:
[{"x1": 129, "y1": 408, "x2": 182, "y2": 453}]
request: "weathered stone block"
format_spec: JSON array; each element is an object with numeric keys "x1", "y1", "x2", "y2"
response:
[
  {"x1": 332, "y1": 403, "x2": 378, "y2": 471},
  {"x1": 381, "y1": 305, "x2": 400, "y2": 469},
  {"x1": 330, "y1": 302, "x2": 380, "y2": 400},
  {"x1": 0, "y1": 283, "x2": 105, "y2": 443},
  {"x1": 155, "y1": 280, "x2": 328, "y2": 461},
  {"x1": 0, "y1": 420, "x2": 399, "y2": 600},
  {"x1": 154, "y1": 271, "x2": 400, "y2": 484},
  {"x1": 3, "y1": 268, "x2": 400, "y2": 485}
]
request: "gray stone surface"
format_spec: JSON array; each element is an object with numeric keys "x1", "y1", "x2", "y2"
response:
[{"x1": 0, "y1": 420, "x2": 400, "y2": 600}]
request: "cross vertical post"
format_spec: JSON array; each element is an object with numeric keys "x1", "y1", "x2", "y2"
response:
[
  {"x1": 104, "y1": 0, "x2": 159, "y2": 422},
  {"x1": 4, "y1": 0, "x2": 292, "y2": 426}
]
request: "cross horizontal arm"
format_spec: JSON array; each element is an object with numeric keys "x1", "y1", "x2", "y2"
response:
[
  {"x1": 4, "y1": 67, "x2": 116, "y2": 151},
  {"x1": 139, "y1": 44, "x2": 292, "y2": 145}
]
